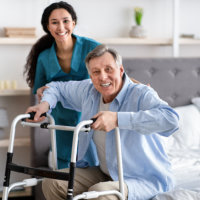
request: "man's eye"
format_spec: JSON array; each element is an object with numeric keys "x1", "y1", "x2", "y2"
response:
[
  {"x1": 106, "y1": 67, "x2": 112, "y2": 72},
  {"x1": 93, "y1": 71, "x2": 99, "y2": 75},
  {"x1": 64, "y1": 20, "x2": 69, "y2": 23}
]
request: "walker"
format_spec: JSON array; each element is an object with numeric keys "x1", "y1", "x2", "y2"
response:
[{"x1": 2, "y1": 112, "x2": 125, "y2": 200}]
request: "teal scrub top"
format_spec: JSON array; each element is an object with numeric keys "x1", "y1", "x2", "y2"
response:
[{"x1": 33, "y1": 34, "x2": 100, "y2": 169}]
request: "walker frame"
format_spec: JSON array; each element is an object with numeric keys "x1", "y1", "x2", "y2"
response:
[{"x1": 2, "y1": 112, "x2": 125, "y2": 200}]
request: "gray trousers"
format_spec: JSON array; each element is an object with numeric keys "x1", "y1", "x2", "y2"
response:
[{"x1": 42, "y1": 166, "x2": 128, "y2": 200}]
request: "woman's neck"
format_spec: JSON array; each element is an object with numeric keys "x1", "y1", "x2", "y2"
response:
[
  {"x1": 56, "y1": 35, "x2": 75, "y2": 54},
  {"x1": 55, "y1": 35, "x2": 76, "y2": 73}
]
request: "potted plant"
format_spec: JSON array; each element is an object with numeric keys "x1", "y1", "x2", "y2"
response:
[
  {"x1": 130, "y1": 7, "x2": 146, "y2": 38},
  {"x1": 135, "y1": 7, "x2": 143, "y2": 26}
]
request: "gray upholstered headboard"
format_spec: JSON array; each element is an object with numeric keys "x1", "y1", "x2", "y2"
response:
[{"x1": 123, "y1": 58, "x2": 200, "y2": 107}]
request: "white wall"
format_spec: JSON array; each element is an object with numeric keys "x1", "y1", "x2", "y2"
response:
[
  {"x1": 1, "y1": 0, "x2": 200, "y2": 39},
  {"x1": 1, "y1": 0, "x2": 200, "y2": 61}
]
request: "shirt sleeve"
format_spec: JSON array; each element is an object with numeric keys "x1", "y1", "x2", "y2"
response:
[
  {"x1": 117, "y1": 88, "x2": 179, "y2": 137},
  {"x1": 41, "y1": 80, "x2": 90, "y2": 112}
]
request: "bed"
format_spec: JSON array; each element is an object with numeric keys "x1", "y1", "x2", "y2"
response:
[
  {"x1": 31, "y1": 57, "x2": 200, "y2": 200},
  {"x1": 123, "y1": 58, "x2": 200, "y2": 200}
]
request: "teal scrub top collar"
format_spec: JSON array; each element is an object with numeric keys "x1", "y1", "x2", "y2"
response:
[{"x1": 48, "y1": 34, "x2": 84, "y2": 78}]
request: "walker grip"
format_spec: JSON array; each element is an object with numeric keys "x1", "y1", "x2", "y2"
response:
[
  {"x1": 84, "y1": 118, "x2": 97, "y2": 129},
  {"x1": 91, "y1": 117, "x2": 97, "y2": 124},
  {"x1": 21, "y1": 112, "x2": 46, "y2": 121},
  {"x1": 28, "y1": 112, "x2": 46, "y2": 120}
]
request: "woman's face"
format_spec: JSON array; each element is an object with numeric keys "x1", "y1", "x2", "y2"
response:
[{"x1": 47, "y1": 8, "x2": 75, "y2": 42}]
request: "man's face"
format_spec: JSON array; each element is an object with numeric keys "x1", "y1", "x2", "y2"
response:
[{"x1": 89, "y1": 52, "x2": 124, "y2": 103}]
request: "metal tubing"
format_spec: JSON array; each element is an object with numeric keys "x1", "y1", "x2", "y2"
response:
[
  {"x1": 8, "y1": 181, "x2": 26, "y2": 194},
  {"x1": 115, "y1": 127, "x2": 124, "y2": 199},
  {"x1": 73, "y1": 190, "x2": 123, "y2": 200},
  {"x1": 72, "y1": 126, "x2": 125, "y2": 200},
  {"x1": 70, "y1": 120, "x2": 93, "y2": 163},
  {"x1": 47, "y1": 114, "x2": 57, "y2": 170},
  {"x1": 2, "y1": 187, "x2": 9, "y2": 200},
  {"x1": 5, "y1": 114, "x2": 124, "y2": 200},
  {"x1": 3, "y1": 114, "x2": 30, "y2": 200},
  {"x1": 66, "y1": 120, "x2": 93, "y2": 200},
  {"x1": 8, "y1": 114, "x2": 30, "y2": 153},
  {"x1": 21, "y1": 121, "x2": 90, "y2": 132}
]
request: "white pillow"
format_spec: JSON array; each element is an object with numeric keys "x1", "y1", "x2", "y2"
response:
[
  {"x1": 163, "y1": 104, "x2": 200, "y2": 152},
  {"x1": 191, "y1": 97, "x2": 200, "y2": 110}
]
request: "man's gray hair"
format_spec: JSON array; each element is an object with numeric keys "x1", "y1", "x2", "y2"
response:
[{"x1": 85, "y1": 44, "x2": 122, "y2": 73}]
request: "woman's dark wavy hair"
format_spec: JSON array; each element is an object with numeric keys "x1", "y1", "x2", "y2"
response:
[{"x1": 24, "y1": 1, "x2": 77, "y2": 88}]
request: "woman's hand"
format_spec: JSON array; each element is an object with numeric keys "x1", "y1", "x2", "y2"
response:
[
  {"x1": 91, "y1": 111, "x2": 118, "y2": 132},
  {"x1": 25, "y1": 101, "x2": 50, "y2": 122},
  {"x1": 37, "y1": 86, "x2": 49, "y2": 103},
  {"x1": 131, "y1": 77, "x2": 151, "y2": 86}
]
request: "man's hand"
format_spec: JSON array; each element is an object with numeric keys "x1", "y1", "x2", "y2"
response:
[
  {"x1": 25, "y1": 101, "x2": 50, "y2": 122},
  {"x1": 37, "y1": 86, "x2": 49, "y2": 103},
  {"x1": 91, "y1": 111, "x2": 118, "y2": 132}
]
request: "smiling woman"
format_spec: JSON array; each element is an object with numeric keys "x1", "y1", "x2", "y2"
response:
[{"x1": 24, "y1": 1, "x2": 101, "y2": 170}]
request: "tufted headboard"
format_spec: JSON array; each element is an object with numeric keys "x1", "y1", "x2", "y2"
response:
[{"x1": 123, "y1": 58, "x2": 200, "y2": 108}]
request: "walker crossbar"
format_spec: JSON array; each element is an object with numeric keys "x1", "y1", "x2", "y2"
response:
[
  {"x1": 21, "y1": 121, "x2": 91, "y2": 132},
  {"x1": 5, "y1": 161, "x2": 70, "y2": 182}
]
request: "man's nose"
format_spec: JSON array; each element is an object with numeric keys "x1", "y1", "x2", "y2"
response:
[{"x1": 99, "y1": 71, "x2": 108, "y2": 80}]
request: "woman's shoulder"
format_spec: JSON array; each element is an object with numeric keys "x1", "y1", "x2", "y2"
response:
[
  {"x1": 37, "y1": 50, "x2": 48, "y2": 63},
  {"x1": 38, "y1": 46, "x2": 52, "y2": 59},
  {"x1": 74, "y1": 34, "x2": 101, "y2": 47}
]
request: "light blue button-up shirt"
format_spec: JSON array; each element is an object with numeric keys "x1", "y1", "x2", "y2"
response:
[{"x1": 42, "y1": 74, "x2": 179, "y2": 200}]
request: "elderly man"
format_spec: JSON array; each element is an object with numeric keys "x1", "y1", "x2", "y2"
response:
[{"x1": 26, "y1": 45, "x2": 179, "y2": 200}]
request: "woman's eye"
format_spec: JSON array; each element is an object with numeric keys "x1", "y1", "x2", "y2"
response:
[{"x1": 52, "y1": 21, "x2": 58, "y2": 25}]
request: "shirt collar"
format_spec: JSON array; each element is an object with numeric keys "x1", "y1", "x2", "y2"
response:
[
  {"x1": 70, "y1": 34, "x2": 82, "y2": 73},
  {"x1": 48, "y1": 34, "x2": 82, "y2": 77},
  {"x1": 114, "y1": 73, "x2": 133, "y2": 105}
]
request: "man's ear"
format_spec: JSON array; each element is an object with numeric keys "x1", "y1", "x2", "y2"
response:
[{"x1": 120, "y1": 65, "x2": 124, "y2": 77}]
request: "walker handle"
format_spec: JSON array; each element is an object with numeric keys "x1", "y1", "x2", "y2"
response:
[
  {"x1": 91, "y1": 117, "x2": 97, "y2": 124},
  {"x1": 22, "y1": 112, "x2": 46, "y2": 121},
  {"x1": 84, "y1": 118, "x2": 97, "y2": 129}
]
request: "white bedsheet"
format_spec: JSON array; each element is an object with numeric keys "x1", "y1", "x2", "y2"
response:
[
  {"x1": 169, "y1": 149, "x2": 200, "y2": 191},
  {"x1": 153, "y1": 148, "x2": 200, "y2": 199},
  {"x1": 153, "y1": 188, "x2": 200, "y2": 200},
  {"x1": 154, "y1": 104, "x2": 200, "y2": 199}
]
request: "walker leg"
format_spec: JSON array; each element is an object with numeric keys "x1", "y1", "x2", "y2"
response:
[
  {"x1": 66, "y1": 162, "x2": 76, "y2": 200},
  {"x1": 2, "y1": 152, "x2": 13, "y2": 200}
]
